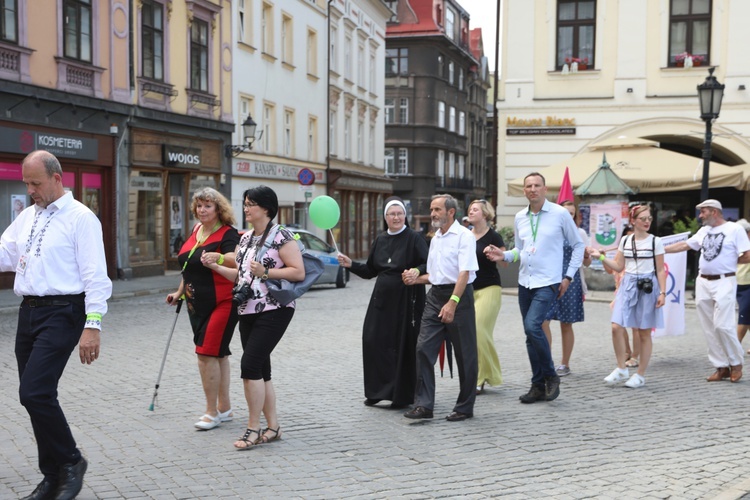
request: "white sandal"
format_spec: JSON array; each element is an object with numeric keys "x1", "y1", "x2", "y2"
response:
[
  {"x1": 194, "y1": 413, "x2": 221, "y2": 430},
  {"x1": 218, "y1": 408, "x2": 234, "y2": 422}
]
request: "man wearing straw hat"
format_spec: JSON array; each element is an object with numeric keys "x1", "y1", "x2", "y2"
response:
[{"x1": 665, "y1": 199, "x2": 750, "y2": 383}]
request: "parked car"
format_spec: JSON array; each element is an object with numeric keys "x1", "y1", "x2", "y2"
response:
[
  {"x1": 238, "y1": 226, "x2": 348, "y2": 288},
  {"x1": 290, "y1": 228, "x2": 348, "y2": 288}
]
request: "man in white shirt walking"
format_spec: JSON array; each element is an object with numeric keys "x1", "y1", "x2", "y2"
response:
[
  {"x1": 485, "y1": 172, "x2": 584, "y2": 403},
  {"x1": 0, "y1": 150, "x2": 112, "y2": 500},
  {"x1": 665, "y1": 199, "x2": 750, "y2": 383},
  {"x1": 402, "y1": 194, "x2": 479, "y2": 421}
]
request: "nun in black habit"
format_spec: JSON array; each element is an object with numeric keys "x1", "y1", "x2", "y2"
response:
[{"x1": 337, "y1": 197, "x2": 428, "y2": 408}]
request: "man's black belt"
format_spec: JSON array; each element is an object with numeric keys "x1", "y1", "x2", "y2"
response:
[
  {"x1": 432, "y1": 284, "x2": 456, "y2": 290},
  {"x1": 22, "y1": 293, "x2": 85, "y2": 308}
]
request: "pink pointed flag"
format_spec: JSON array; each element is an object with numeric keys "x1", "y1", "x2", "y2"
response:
[{"x1": 557, "y1": 166, "x2": 574, "y2": 204}]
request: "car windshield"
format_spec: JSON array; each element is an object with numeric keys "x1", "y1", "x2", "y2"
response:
[{"x1": 300, "y1": 233, "x2": 331, "y2": 252}]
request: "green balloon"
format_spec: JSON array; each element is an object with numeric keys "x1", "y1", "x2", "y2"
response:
[{"x1": 309, "y1": 196, "x2": 340, "y2": 230}]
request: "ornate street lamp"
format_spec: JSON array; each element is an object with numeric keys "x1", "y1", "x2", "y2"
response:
[
  {"x1": 697, "y1": 67, "x2": 725, "y2": 201},
  {"x1": 225, "y1": 115, "x2": 261, "y2": 157}
]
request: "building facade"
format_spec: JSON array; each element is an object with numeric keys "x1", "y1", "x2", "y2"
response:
[
  {"x1": 385, "y1": 0, "x2": 490, "y2": 232},
  {"x1": 328, "y1": 0, "x2": 392, "y2": 258},
  {"x1": 229, "y1": 0, "x2": 329, "y2": 236},
  {"x1": 497, "y1": 0, "x2": 750, "y2": 228}
]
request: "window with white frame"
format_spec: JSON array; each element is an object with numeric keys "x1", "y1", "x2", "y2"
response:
[
  {"x1": 384, "y1": 98, "x2": 395, "y2": 124},
  {"x1": 369, "y1": 53, "x2": 376, "y2": 91},
  {"x1": 438, "y1": 101, "x2": 445, "y2": 128},
  {"x1": 398, "y1": 149, "x2": 408, "y2": 174},
  {"x1": 448, "y1": 152, "x2": 455, "y2": 177},
  {"x1": 669, "y1": 0, "x2": 711, "y2": 66},
  {"x1": 384, "y1": 148, "x2": 395, "y2": 174},
  {"x1": 459, "y1": 111, "x2": 465, "y2": 136},
  {"x1": 284, "y1": 109, "x2": 294, "y2": 156},
  {"x1": 344, "y1": 33, "x2": 353, "y2": 80},
  {"x1": 1, "y1": 0, "x2": 17, "y2": 43},
  {"x1": 281, "y1": 14, "x2": 293, "y2": 65},
  {"x1": 458, "y1": 69, "x2": 464, "y2": 90},
  {"x1": 262, "y1": 2, "x2": 273, "y2": 55},
  {"x1": 344, "y1": 116, "x2": 351, "y2": 159},
  {"x1": 448, "y1": 61, "x2": 454, "y2": 84},
  {"x1": 330, "y1": 110, "x2": 337, "y2": 156},
  {"x1": 357, "y1": 121, "x2": 364, "y2": 162},
  {"x1": 458, "y1": 155, "x2": 465, "y2": 178},
  {"x1": 238, "y1": 0, "x2": 247, "y2": 43},
  {"x1": 449, "y1": 106, "x2": 455, "y2": 132},
  {"x1": 141, "y1": 0, "x2": 163, "y2": 80},
  {"x1": 63, "y1": 0, "x2": 92, "y2": 62},
  {"x1": 369, "y1": 126, "x2": 375, "y2": 165},
  {"x1": 445, "y1": 7, "x2": 455, "y2": 40},
  {"x1": 358, "y1": 44, "x2": 365, "y2": 86},
  {"x1": 240, "y1": 96, "x2": 254, "y2": 144},
  {"x1": 436, "y1": 150, "x2": 445, "y2": 184},
  {"x1": 308, "y1": 116, "x2": 317, "y2": 161},
  {"x1": 399, "y1": 98, "x2": 408, "y2": 124},
  {"x1": 263, "y1": 103, "x2": 274, "y2": 152},
  {"x1": 330, "y1": 25, "x2": 338, "y2": 72},
  {"x1": 307, "y1": 29, "x2": 317, "y2": 76},
  {"x1": 190, "y1": 19, "x2": 209, "y2": 91}
]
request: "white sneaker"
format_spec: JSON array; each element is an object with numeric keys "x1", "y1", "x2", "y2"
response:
[
  {"x1": 604, "y1": 367, "x2": 629, "y2": 385},
  {"x1": 624, "y1": 373, "x2": 645, "y2": 388}
]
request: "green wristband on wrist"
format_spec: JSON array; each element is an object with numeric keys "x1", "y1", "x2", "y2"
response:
[
  {"x1": 411, "y1": 268, "x2": 420, "y2": 276},
  {"x1": 217, "y1": 254, "x2": 225, "y2": 265},
  {"x1": 450, "y1": 294, "x2": 460, "y2": 304},
  {"x1": 599, "y1": 254, "x2": 606, "y2": 262}
]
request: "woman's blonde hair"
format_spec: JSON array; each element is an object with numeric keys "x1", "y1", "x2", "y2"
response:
[
  {"x1": 191, "y1": 187, "x2": 236, "y2": 226},
  {"x1": 470, "y1": 199, "x2": 495, "y2": 226},
  {"x1": 629, "y1": 204, "x2": 650, "y2": 223}
]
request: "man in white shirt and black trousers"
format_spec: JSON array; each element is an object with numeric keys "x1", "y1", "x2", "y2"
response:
[
  {"x1": 485, "y1": 172, "x2": 584, "y2": 404},
  {"x1": 0, "y1": 150, "x2": 112, "y2": 500},
  {"x1": 402, "y1": 194, "x2": 479, "y2": 421}
]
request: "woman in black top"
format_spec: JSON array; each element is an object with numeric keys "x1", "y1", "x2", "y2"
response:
[{"x1": 467, "y1": 199, "x2": 505, "y2": 394}]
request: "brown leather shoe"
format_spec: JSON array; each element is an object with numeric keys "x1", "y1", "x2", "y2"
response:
[
  {"x1": 706, "y1": 367, "x2": 730, "y2": 382},
  {"x1": 730, "y1": 365, "x2": 743, "y2": 383}
]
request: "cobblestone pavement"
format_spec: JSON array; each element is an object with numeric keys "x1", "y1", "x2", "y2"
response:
[{"x1": 1, "y1": 276, "x2": 749, "y2": 499}]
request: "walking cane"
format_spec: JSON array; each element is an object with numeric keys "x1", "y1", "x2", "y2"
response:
[{"x1": 148, "y1": 299, "x2": 183, "y2": 411}]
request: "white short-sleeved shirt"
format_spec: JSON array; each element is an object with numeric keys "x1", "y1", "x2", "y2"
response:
[
  {"x1": 687, "y1": 221, "x2": 750, "y2": 275},
  {"x1": 619, "y1": 234, "x2": 665, "y2": 275},
  {"x1": 426, "y1": 220, "x2": 478, "y2": 285}
]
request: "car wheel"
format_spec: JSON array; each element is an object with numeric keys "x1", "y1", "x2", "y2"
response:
[{"x1": 336, "y1": 267, "x2": 348, "y2": 288}]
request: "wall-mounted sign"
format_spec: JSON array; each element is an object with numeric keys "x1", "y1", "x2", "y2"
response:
[
  {"x1": 0, "y1": 126, "x2": 99, "y2": 160},
  {"x1": 130, "y1": 175, "x2": 163, "y2": 191},
  {"x1": 163, "y1": 145, "x2": 202, "y2": 167},
  {"x1": 506, "y1": 116, "x2": 576, "y2": 136},
  {"x1": 234, "y1": 159, "x2": 325, "y2": 183}
]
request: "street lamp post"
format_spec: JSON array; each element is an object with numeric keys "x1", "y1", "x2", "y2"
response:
[{"x1": 697, "y1": 67, "x2": 725, "y2": 201}]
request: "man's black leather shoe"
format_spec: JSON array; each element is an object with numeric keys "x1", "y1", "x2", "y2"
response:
[
  {"x1": 21, "y1": 479, "x2": 57, "y2": 500},
  {"x1": 545, "y1": 375, "x2": 561, "y2": 401},
  {"x1": 445, "y1": 411, "x2": 473, "y2": 422},
  {"x1": 519, "y1": 384, "x2": 546, "y2": 404},
  {"x1": 54, "y1": 457, "x2": 87, "y2": 500},
  {"x1": 404, "y1": 406, "x2": 433, "y2": 419}
]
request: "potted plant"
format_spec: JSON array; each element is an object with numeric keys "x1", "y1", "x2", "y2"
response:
[
  {"x1": 675, "y1": 52, "x2": 705, "y2": 68},
  {"x1": 565, "y1": 57, "x2": 589, "y2": 71}
]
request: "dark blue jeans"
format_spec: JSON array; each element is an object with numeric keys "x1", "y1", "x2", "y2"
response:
[
  {"x1": 15, "y1": 298, "x2": 86, "y2": 481},
  {"x1": 518, "y1": 284, "x2": 559, "y2": 386}
]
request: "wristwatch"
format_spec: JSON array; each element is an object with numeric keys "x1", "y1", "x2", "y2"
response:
[
  {"x1": 564, "y1": 275, "x2": 573, "y2": 282},
  {"x1": 261, "y1": 267, "x2": 269, "y2": 282}
]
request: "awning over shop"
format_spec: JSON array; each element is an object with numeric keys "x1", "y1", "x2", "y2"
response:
[{"x1": 507, "y1": 142, "x2": 744, "y2": 197}]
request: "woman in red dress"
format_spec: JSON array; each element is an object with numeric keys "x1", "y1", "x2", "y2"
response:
[{"x1": 166, "y1": 187, "x2": 240, "y2": 430}]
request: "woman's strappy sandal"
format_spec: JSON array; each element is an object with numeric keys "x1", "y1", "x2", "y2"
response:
[
  {"x1": 259, "y1": 426, "x2": 282, "y2": 444},
  {"x1": 234, "y1": 428, "x2": 261, "y2": 450}
]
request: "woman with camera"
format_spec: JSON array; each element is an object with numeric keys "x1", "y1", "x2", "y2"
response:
[
  {"x1": 207, "y1": 185, "x2": 304, "y2": 449},
  {"x1": 166, "y1": 187, "x2": 240, "y2": 430},
  {"x1": 588, "y1": 205, "x2": 666, "y2": 388}
]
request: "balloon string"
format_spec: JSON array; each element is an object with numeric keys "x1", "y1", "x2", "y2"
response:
[{"x1": 328, "y1": 229, "x2": 340, "y2": 254}]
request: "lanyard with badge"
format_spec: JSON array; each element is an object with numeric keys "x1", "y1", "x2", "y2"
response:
[
  {"x1": 17, "y1": 208, "x2": 58, "y2": 275},
  {"x1": 527, "y1": 210, "x2": 541, "y2": 255}
]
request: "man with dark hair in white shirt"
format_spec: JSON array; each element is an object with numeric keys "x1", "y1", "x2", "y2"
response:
[
  {"x1": 402, "y1": 194, "x2": 479, "y2": 422},
  {"x1": 0, "y1": 150, "x2": 112, "y2": 500}
]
